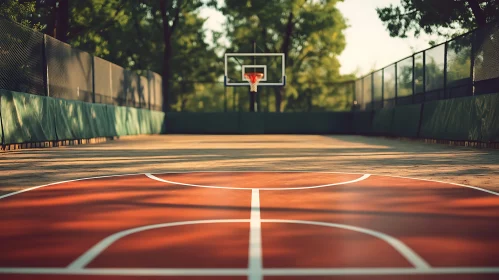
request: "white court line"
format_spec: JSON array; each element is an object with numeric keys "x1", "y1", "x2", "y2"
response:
[
  {"x1": 249, "y1": 189, "x2": 263, "y2": 280},
  {"x1": 262, "y1": 219, "x2": 431, "y2": 270},
  {"x1": 1, "y1": 267, "x2": 499, "y2": 276},
  {"x1": 262, "y1": 267, "x2": 499, "y2": 275},
  {"x1": 149, "y1": 170, "x2": 499, "y2": 196},
  {"x1": 2, "y1": 170, "x2": 497, "y2": 201},
  {"x1": 145, "y1": 173, "x2": 371, "y2": 190},
  {"x1": 0, "y1": 172, "x2": 145, "y2": 200},
  {"x1": 0, "y1": 267, "x2": 248, "y2": 276},
  {"x1": 388, "y1": 174, "x2": 499, "y2": 196},
  {"x1": 68, "y1": 218, "x2": 429, "y2": 271},
  {"x1": 67, "y1": 219, "x2": 250, "y2": 269}
]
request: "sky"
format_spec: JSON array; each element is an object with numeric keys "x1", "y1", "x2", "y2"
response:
[{"x1": 199, "y1": 0, "x2": 445, "y2": 77}]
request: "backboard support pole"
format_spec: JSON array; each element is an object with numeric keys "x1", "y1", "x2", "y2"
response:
[{"x1": 250, "y1": 41, "x2": 257, "y2": 112}]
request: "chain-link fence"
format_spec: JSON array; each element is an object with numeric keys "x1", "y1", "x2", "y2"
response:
[
  {"x1": 0, "y1": 17, "x2": 163, "y2": 111},
  {"x1": 0, "y1": 18, "x2": 45, "y2": 95},
  {"x1": 354, "y1": 21, "x2": 499, "y2": 110}
]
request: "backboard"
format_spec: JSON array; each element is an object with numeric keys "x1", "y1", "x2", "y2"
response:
[{"x1": 224, "y1": 53, "x2": 286, "y2": 87}]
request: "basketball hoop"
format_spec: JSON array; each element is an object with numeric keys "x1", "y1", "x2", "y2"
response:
[{"x1": 244, "y1": 72, "x2": 264, "y2": 92}]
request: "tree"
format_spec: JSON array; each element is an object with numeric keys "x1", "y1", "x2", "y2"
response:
[
  {"x1": 0, "y1": 0, "x2": 40, "y2": 29},
  {"x1": 376, "y1": 0, "x2": 499, "y2": 39},
  {"x1": 1, "y1": 0, "x2": 221, "y2": 111},
  {"x1": 222, "y1": 0, "x2": 349, "y2": 112}
]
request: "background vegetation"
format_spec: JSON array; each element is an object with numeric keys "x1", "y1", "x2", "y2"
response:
[{"x1": 1, "y1": 0, "x2": 497, "y2": 112}]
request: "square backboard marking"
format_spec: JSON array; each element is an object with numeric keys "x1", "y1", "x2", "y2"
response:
[
  {"x1": 242, "y1": 65, "x2": 267, "y2": 82},
  {"x1": 224, "y1": 53, "x2": 286, "y2": 86}
]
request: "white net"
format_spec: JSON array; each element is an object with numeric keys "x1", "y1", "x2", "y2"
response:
[{"x1": 244, "y1": 73, "x2": 264, "y2": 92}]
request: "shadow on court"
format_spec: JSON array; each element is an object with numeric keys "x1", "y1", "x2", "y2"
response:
[{"x1": 1, "y1": 135, "x2": 498, "y2": 192}]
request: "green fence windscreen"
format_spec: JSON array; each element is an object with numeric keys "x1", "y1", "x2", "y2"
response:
[
  {"x1": 420, "y1": 96, "x2": 479, "y2": 141},
  {"x1": 372, "y1": 108, "x2": 394, "y2": 135},
  {"x1": 352, "y1": 111, "x2": 373, "y2": 134},
  {"x1": 150, "y1": 110, "x2": 166, "y2": 134},
  {"x1": 113, "y1": 106, "x2": 128, "y2": 136},
  {"x1": 54, "y1": 99, "x2": 88, "y2": 140},
  {"x1": 0, "y1": 90, "x2": 56, "y2": 144},
  {"x1": 89, "y1": 103, "x2": 111, "y2": 137},
  {"x1": 165, "y1": 112, "x2": 239, "y2": 134},
  {"x1": 239, "y1": 113, "x2": 265, "y2": 134},
  {"x1": 126, "y1": 107, "x2": 141, "y2": 135},
  {"x1": 474, "y1": 92, "x2": 499, "y2": 142},
  {"x1": 264, "y1": 112, "x2": 351, "y2": 134},
  {"x1": 391, "y1": 104, "x2": 422, "y2": 138},
  {"x1": 105, "y1": 105, "x2": 118, "y2": 137}
]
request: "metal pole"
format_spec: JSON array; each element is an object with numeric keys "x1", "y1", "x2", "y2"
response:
[
  {"x1": 381, "y1": 69, "x2": 384, "y2": 108},
  {"x1": 43, "y1": 35, "x2": 50, "y2": 97},
  {"x1": 470, "y1": 30, "x2": 476, "y2": 96},
  {"x1": 422, "y1": 51, "x2": 426, "y2": 103},
  {"x1": 395, "y1": 63, "x2": 398, "y2": 105},
  {"x1": 412, "y1": 55, "x2": 415, "y2": 104},
  {"x1": 443, "y1": 42, "x2": 448, "y2": 99},
  {"x1": 371, "y1": 73, "x2": 374, "y2": 110},
  {"x1": 224, "y1": 85, "x2": 227, "y2": 112},
  {"x1": 233, "y1": 87, "x2": 236, "y2": 111},
  {"x1": 91, "y1": 56, "x2": 96, "y2": 103},
  {"x1": 249, "y1": 41, "x2": 257, "y2": 112}
]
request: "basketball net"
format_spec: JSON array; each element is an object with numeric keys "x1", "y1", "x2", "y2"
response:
[{"x1": 244, "y1": 72, "x2": 264, "y2": 92}]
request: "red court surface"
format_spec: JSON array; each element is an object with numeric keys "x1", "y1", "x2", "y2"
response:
[{"x1": 1, "y1": 171, "x2": 499, "y2": 280}]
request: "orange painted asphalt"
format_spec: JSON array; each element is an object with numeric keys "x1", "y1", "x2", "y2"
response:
[{"x1": 0, "y1": 172, "x2": 498, "y2": 279}]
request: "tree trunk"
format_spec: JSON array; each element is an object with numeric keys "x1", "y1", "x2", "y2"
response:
[
  {"x1": 56, "y1": 0, "x2": 69, "y2": 42},
  {"x1": 160, "y1": 0, "x2": 171, "y2": 112},
  {"x1": 159, "y1": 0, "x2": 182, "y2": 112},
  {"x1": 467, "y1": 0, "x2": 486, "y2": 27},
  {"x1": 275, "y1": 11, "x2": 294, "y2": 112},
  {"x1": 45, "y1": 1, "x2": 57, "y2": 37},
  {"x1": 273, "y1": 87, "x2": 283, "y2": 112},
  {"x1": 162, "y1": 43, "x2": 172, "y2": 112}
]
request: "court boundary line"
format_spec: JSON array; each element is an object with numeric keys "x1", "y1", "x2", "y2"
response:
[
  {"x1": 67, "y1": 219, "x2": 428, "y2": 271},
  {"x1": 144, "y1": 173, "x2": 371, "y2": 190},
  {"x1": 1, "y1": 170, "x2": 497, "y2": 202},
  {"x1": 0, "y1": 173, "x2": 144, "y2": 200},
  {"x1": 2, "y1": 267, "x2": 499, "y2": 276}
]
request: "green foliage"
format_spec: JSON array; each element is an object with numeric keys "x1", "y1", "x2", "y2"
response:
[
  {"x1": 377, "y1": 0, "x2": 499, "y2": 38},
  {"x1": 222, "y1": 0, "x2": 352, "y2": 112},
  {"x1": 1, "y1": 0, "x2": 355, "y2": 112},
  {"x1": 0, "y1": 0, "x2": 41, "y2": 30}
]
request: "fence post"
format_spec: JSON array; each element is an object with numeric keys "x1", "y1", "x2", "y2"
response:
[
  {"x1": 234, "y1": 86, "x2": 238, "y2": 112},
  {"x1": 42, "y1": 35, "x2": 50, "y2": 97},
  {"x1": 395, "y1": 62, "x2": 398, "y2": 105},
  {"x1": 266, "y1": 87, "x2": 270, "y2": 112},
  {"x1": 470, "y1": 30, "x2": 476, "y2": 96},
  {"x1": 412, "y1": 55, "x2": 415, "y2": 104},
  {"x1": 352, "y1": 80, "x2": 359, "y2": 111},
  {"x1": 224, "y1": 86, "x2": 227, "y2": 112},
  {"x1": 422, "y1": 51, "x2": 426, "y2": 103},
  {"x1": 371, "y1": 73, "x2": 374, "y2": 110},
  {"x1": 443, "y1": 42, "x2": 448, "y2": 99},
  {"x1": 361, "y1": 76, "x2": 364, "y2": 110},
  {"x1": 91, "y1": 56, "x2": 96, "y2": 103}
]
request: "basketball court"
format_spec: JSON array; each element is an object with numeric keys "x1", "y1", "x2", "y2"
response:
[{"x1": 1, "y1": 134, "x2": 499, "y2": 280}]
